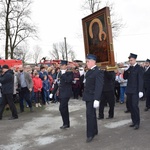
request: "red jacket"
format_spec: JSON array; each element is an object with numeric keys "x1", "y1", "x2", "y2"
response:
[{"x1": 33, "y1": 76, "x2": 43, "y2": 92}]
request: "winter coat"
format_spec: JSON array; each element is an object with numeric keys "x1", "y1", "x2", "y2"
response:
[
  {"x1": 33, "y1": 77, "x2": 43, "y2": 92},
  {"x1": 72, "y1": 71, "x2": 81, "y2": 88},
  {"x1": 0, "y1": 69, "x2": 14, "y2": 94},
  {"x1": 43, "y1": 79, "x2": 50, "y2": 92}
]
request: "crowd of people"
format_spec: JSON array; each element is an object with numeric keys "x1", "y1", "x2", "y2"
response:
[
  {"x1": 0, "y1": 52, "x2": 150, "y2": 143},
  {"x1": 0, "y1": 62, "x2": 85, "y2": 116}
]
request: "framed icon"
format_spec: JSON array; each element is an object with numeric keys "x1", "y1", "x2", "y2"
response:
[{"x1": 82, "y1": 7, "x2": 115, "y2": 67}]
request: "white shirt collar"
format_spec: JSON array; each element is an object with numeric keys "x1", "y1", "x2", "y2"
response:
[
  {"x1": 91, "y1": 65, "x2": 96, "y2": 70},
  {"x1": 133, "y1": 63, "x2": 137, "y2": 67}
]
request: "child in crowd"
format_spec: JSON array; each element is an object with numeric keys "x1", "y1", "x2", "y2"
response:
[
  {"x1": 118, "y1": 69, "x2": 127, "y2": 104},
  {"x1": 33, "y1": 72, "x2": 43, "y2": 107},
  {"x1": 43, "y1": 75, "x2": 51, "y2": 105}
]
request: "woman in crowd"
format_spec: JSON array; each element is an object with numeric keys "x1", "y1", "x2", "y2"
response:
[{"x1": 72, "y1": 67, "x2": 81, "y2": 99}]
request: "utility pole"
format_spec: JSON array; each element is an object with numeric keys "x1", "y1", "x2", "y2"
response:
[{"x1": 64, "y1": 37, "x2": 68, "y2": 61}]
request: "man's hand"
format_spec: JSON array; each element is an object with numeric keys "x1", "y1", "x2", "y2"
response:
[
  {"x1": 29, "y1": 88, "x2": 32, "y2": 92},
  {"x1": 139, "y1": 92, "x2": 143, "y2": 98},
  {"x1": 93, "y1": 100, "x2": 99, "y2": 108}
]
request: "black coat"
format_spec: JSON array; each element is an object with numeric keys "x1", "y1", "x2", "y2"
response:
[
  {"x1": 0, "y1": 69, "x2": 14, "y2": 94},
  {"x1": 124, "y1": 64, "x2": 144, "y2": 94},
  {"x1": 58, "y1": 71, "x2": 74, "y2": 98},
  {"x1": 102, "y1": 71, "x2": 115, "y2": 92},
  {"x1": 143, "y1": 67, "x2": 150, "y2": 88},
  {"x1": 83, "y1": 66, "x2": 104, "y2": 101}
]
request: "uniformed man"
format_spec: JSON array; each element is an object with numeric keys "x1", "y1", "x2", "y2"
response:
[
  {"x1": 124, "y1": 53, "x2": 144, "y2": 130},
  {"x1": 143, "y1": 59, "x2": 150, "y2": 111},
  {"x1": 83, "y1": 54, "x2": 104, "y2": 143},
  {"x1": 57, "y1": 60, "x2": 74, "y2": 129}
]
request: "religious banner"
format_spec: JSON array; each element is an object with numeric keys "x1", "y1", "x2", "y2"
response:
[{"x1": 82, "y1": 7, "x2": 115, "y2": 69}]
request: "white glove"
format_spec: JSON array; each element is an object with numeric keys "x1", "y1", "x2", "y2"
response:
[
  {"x1": 61, "y1": 70, "x2": 66, "y2": 74},
  {"x1": 49, "y1": 93, "x2": 53, "y2": 99},
  {"x1": 139, "y1": 92, "x2": 143, "y2": 98},
  {"x1": 72, "y1": 80, "x2": 76, "y2": 84},
  {"x1": 124, "y1": 65, "x2": 130, "y2": 71},
  {"x1": 93, "y1": 100, "x2": 99, "y2": 108}
]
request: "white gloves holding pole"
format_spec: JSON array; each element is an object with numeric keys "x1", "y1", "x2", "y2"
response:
[
  {"x1": 93, "y1": 100, "x2": 99, "y2": 108},
  {"x1": 49, "y1": 93, "x2": 53, "y2": 99},
  {"x1": 139, "y1": 92, "x2": 143, "y2": 98}
]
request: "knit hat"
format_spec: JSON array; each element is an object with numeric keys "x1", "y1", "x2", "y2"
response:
[{"x1": 2, "y1": 65, "x2": 9, "y2": 69}]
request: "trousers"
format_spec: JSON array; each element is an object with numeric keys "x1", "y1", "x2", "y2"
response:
[{"x1": 0, "y1": 93, "x2": 18, "y2": 118}]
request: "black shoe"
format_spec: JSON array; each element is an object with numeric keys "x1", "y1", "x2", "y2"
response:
[
  {"x1": 106, "y1": 116, "x2": 113, "y2": 119},
  {"x1": 97, "y1": 116, "x2": 104, "y2": 120},
  {"x1": 0, "y1": 118, "x2": 2, "y2": 120},
  {"x1": 144, "y1": 108, "x2": 149, "y2": 111},
  {"x1": 86, "y1": 137, "x2": 94, "y2": 143},
  {"x1": 5, "y1": 107, "x2": 9, "y2": 111},
  {"x1": 19, "y1": 110, "x2": 24, "y2": 113},
  {"x1": 8, "y1": 116, "x2": 18, "y2": 120},
  {"x1": 60, "y1": 125, "x2": 70, "y2": 129},
  {"x1": 134, "y1": 125, "x2": 139, "y2": 130},
  {"x1": 30, "y1": 107, "x2": 33, "y2": 112},
  {"x1": 124, "y1": 110, "x2": 130, "y2": 113},
  {"x1": 129, "y1": 124, "x2": 135, "y2": 127}
]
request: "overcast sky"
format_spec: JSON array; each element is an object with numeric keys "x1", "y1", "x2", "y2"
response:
[
  {"x1": 112, "y1": 0, "x2": 150, "y2": 63},
  {"x1": 1, "y1": 0, "x2": 150, "y2": 63},
  {"x1": 31, "y1": 0, "x2": 150, "y2": 63}
]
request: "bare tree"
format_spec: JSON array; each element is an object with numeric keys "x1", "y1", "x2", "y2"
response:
[
  {"x1": 64, "y1": 43, "x2": 76, "y2": 61},
  {"x1": 106, "y1": 1, "x2": 124, "y2": 38},
  {"x1": 82, "y1": 0, "x2": 101, "y2": 13},
  {"x1": 49, "y1": 43, "x2": 60, "y2": 60},
  {"x1": 49, "y1": 42, "x2": 76, "y2": 61},
  {"x1": 69, "y1": 50, "x2": 75, "y2": 61},
  {"x1": 59, "y1": 42, "x2": 66, "y2": 60},
  {"x1": 0, "y1": 0, "x2": 37, "y2": 59},
  {"x1": 82, "y1": 0, "x2": 124, "y2": 38},
  {"x1": 13, "y1": 45, "x2": 32, "y2": 64},
  {"x1": 32, "y1": 45, "x2": 42, "y2": 64}
]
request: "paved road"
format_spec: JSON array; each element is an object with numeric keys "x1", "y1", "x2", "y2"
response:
[{"x1": 0, "y1": 99, "x2": 150, "y2": 150}]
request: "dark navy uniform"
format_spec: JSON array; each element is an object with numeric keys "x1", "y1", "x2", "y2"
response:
[
  {"x1": 143, "y1": 65, "x2": 150, "y2": 110},
  {"x1": 124, "y1": 64, "x2": 144, "y2": 127},
  {"x1": 58, "y1": 70, "x2": 73, "y2": 127},
  {"x1": 83, "y1": 66, "x2": 104, "y2": 138}
]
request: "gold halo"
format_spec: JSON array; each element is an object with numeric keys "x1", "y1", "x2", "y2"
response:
[{"x1": 89, "y1": 18, "x2": 106, "y2": 41}]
